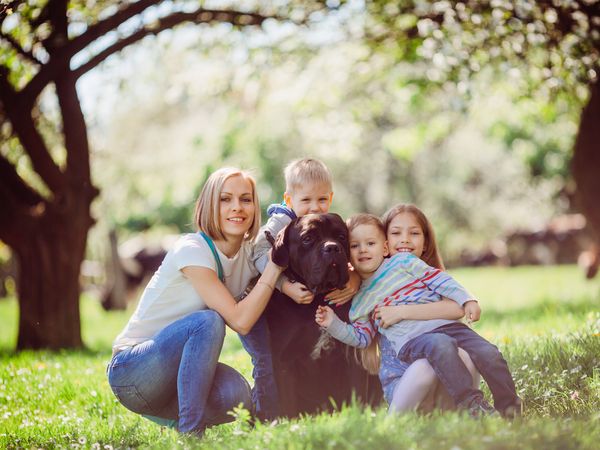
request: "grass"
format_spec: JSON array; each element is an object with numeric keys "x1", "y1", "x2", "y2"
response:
[{"x1": 0, "y1": 264, "x2": 599, "y2": 449}]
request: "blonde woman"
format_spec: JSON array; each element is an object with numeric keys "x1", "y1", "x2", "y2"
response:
[{"x1": 107, "y1": 168, "x2": 284, "y2": 436}]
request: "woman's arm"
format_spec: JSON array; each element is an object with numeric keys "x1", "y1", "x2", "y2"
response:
[
  {"x1": 375, "y1": 298, "x2": 464, "y2": 329},
  {"x1": 182, "y1": 260, "x2": 283, "y2": 335}
]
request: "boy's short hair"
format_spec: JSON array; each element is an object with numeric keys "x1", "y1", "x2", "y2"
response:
[
  {"x1": 194, "y1": 167, "x2": 261, "y2": 242},
  {"x1": 346, "y1": 213, "x2": 386, "y2": 238},
  {"x1": 284, "y1": 158, "x2": 332, "y2": 193}
]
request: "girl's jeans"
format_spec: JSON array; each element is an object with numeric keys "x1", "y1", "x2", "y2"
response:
[
  {"x1": 107, "y1": 310, "x2": 252, "y2": 434},
  {"x1": 238, "y1": 314, "x2": 281, "y2": 420}
]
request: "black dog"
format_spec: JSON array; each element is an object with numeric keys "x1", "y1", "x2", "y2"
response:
[{"x1": 265, "y1": 213, "x2": 382, "y2": 417}]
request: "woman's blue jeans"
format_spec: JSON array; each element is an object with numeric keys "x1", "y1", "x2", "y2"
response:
[{"x1": 107, "y1": 310, "x2": 252, "y2": 435}]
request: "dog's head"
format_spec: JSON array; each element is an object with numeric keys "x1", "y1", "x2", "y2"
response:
[{"x1": 268, "y1": 213, "x2": 350, "y2": 295}]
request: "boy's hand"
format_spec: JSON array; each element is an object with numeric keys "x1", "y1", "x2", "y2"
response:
[
  {"x1": 325, "y1": 267, "x2": 360, "y2": 307},
  {"x1": 315, "y1": 305, "x2": 335, "y2": 328},
  {"x1": 374, "y1": 305, "x2": 405, "y2": 329},
  {"x1": 463, "y1": 300, "x2": 481, "y2": 325},
  {"x1": 282, "y1": 279, "x2": 314, "y2": 304}
]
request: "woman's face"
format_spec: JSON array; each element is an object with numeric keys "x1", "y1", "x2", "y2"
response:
[{"x1": 218, "y1": 175, "x2": 255, "y2": 241}]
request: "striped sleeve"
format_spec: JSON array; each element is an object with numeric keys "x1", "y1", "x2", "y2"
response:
[
  {"x1": 395, "y1": 253, "x2": 474, "y2": 305},
  {"x1": 325, "y1": 313, "x2": 375, "y2": 349}
]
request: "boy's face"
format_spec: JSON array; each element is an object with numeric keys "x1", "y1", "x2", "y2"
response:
[
  {"x1": 386, "y1": 212, "x2": 425, "y2": 259},
  {"x1": 349, "y1": 224, "x2": 389, "y2": 279},
  {"x1": 284, "y1": 181, "x2": 333, "y2": 217}
]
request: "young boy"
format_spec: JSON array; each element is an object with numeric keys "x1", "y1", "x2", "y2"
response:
[
  {"x1": 316, "y1": 212, "x2": 521, "y2": 417},
  {"x1": 243, "y1": 158, "x2": 360, "y2": 420}
]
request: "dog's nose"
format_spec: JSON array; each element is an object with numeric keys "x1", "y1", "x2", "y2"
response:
[{"x1": 323, "y1": 242, "x2": 341, "y2": 253}]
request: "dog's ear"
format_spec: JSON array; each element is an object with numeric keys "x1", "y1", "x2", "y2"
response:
[{"x1": 269, "y1": 223, "x2": 292, "y2": 268}]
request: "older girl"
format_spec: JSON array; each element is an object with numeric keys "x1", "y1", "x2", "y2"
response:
[{"x1": 107, "y1": 168, "x2": 284, "y2": 436}]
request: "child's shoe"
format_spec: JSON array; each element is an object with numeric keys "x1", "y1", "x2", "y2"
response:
[
  {"x1": 466, "y1": 398, "x2": 497, "y2": 418},
  {"x1": 502, "y1": 398, "x2": 523, "y2": 419}
]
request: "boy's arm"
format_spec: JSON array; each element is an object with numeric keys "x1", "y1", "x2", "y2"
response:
[
  {"x1": 316, "y1": 306, "x2": 374, "y2": 348},
  {"x1": 252, "y1": 213, "x2": 292, "y2": 290},
  {"x1": 375, "y1": 298, "x2": 465, "y2": 329},
  {"x1": 398, "y1": 253, "x2": 475, "y2": 306}
]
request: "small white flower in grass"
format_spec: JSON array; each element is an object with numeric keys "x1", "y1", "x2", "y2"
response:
[
  {"x1": 78, "y1": 437, "x2": 87, "y2": 444},
  {"x1": 521, "y1": 365, "x2": 528, "y2": 370},
  {"x1": 570, "y1": 391, "x2": 579, "y2": 400},
  {"x1": 103, "y1": 445, "x2": 114, "y2": 450},
  {"x1": 90, "y1": 390, "x2": 97, "y2": 397},
  {"x1": 91, "y1": 443, "x2": 101, "y2": 450},
  {"x1": 290, "y1": 424, "x2": 301, "y2": 432}
]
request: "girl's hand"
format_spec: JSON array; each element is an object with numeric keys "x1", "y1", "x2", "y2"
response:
[
  {"x1": 315, "y1": 305, "x2": 335, "y2": 328},
  {"x1": 282, "y1": 279, "x2": 315, "y2": 304},
  {"x1": 464, "y1": 300, "x2": 481, "y2": 324},
  {"x1": 325, "y1": 268, "x2": 360, "y2": 307},
  {"x1": 373, "y1": 305, "x2": 405, "y2": 329}
]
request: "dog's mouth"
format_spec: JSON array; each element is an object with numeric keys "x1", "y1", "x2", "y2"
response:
[{"x1": 298, "y1": 256, "x2": 349, "y2": 295}]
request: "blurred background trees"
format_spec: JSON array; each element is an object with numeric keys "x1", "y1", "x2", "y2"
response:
[{"x1": 1, "y1": 0, "x2": 598, "y2": 349}]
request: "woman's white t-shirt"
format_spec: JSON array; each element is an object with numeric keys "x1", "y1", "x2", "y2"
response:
[{"x1": 112, "y1": 233, "x2": 258, "y2": 351}]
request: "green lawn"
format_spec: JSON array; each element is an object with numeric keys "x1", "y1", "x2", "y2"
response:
[{"x1": 0, "y1": 265, "x2": 599, "y2": 449}]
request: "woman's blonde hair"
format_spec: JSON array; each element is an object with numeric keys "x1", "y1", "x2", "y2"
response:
[
  {"x1": 193, "y1": 167, "x2": 260, "y2": 241},
  {"x1": 381, "y1": 203, "x2": 445, "y2": 270}
]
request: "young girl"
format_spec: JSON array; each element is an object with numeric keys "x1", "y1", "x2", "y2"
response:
[
  {"x1": 316, "y1": 206, "x2": 521, "y2": 417},
  {"x1": 107, "y1": 168, "x2": 284, "y2": 436}
]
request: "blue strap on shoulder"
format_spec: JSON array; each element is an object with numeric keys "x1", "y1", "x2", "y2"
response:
[
  {"x1": 199, "y1": 231, "x2": 225, "y2": 283},
  {"x1": 266, "y1": 201, "x2": 297, "y2": 220}
]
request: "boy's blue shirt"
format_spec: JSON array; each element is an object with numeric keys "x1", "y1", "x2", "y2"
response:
[{"x1": 252, "y1": 201, "x2": 297, "y2": 288}]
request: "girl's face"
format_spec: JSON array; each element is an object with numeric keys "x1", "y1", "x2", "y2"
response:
[
  {"x1": 349, "y1": 224, "x2": 389, "y2": 279},
  {"x1": 218, "y1": 175, "x2": 255, "y2": 241},
  {"x1": 386, "y1": 212, "x2": 426, "y2": 259}
]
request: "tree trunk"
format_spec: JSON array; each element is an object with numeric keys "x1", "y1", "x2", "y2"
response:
[
  {"x1": 572, "y1": 79, "x2": 600, "y2": 244},
  {"x1": 14, "y1": 192, "x2": 93, "y2": 350}
]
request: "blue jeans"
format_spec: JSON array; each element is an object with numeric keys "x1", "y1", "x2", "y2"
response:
[
  {"x1": 238, "y1": 314, "x2": 280, "y2": 420},
  {"x1": 400, "y1": 322, "x2": 519, "y2": 411},
  {"x1": 107, "y1": 310, "x2": 252, "y2": 435}
]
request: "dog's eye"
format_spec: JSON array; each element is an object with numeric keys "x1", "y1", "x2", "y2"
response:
[
  {"x1": 338, "y1": 234, "x2": 347, "y2": 241},
  {"x1": 301, "y1": 235, "x2": 313, "y2": 245}
]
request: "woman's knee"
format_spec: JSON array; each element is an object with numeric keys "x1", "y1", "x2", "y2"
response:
[{"x1": 188, "y1": 310, "x2": 225, "y2": 341}]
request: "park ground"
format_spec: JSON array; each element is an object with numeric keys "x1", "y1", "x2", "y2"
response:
[{"x1": 0, "y1": 265, "x2": 599, "y2": 449}]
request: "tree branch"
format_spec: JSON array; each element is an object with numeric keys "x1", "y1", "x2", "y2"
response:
[
  {"x1": 0, "y1": 30, "x2": 42, "y2": 65},
  {"x1": 0, "y1": 72, "x2": 66, "y2": 194},
  {"x1": 22, "y1": 3, "x2": 270, "y2": 104},
  {"x1": 0, "y1": 153, "x2": 45, "y2": 206},
  {"x1": 72, "y1": 9, "x2": 268, "y2": 79}
]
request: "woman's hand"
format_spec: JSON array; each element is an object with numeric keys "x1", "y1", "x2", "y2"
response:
[
  {"x1": 315, "y1": 305, "x2": 335, "y2": 328},
  {"x1": 374, "y1": 305, "x2": 406, "y2": 329},
  {"x1": 282, "y1": 279, "x2": 315, "y2": 304},
  {"x1": 325, "y1": 266, "x2": 361, "y2": 307}
]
